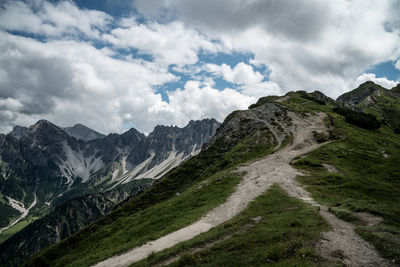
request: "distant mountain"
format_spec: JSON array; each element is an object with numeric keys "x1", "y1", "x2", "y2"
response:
[
  {"x1": 0, "y1": 118, "x2": 220, "y2": 256},
  {"x1": 63, "y1": 124, "x2": 105, "y2": 141}
]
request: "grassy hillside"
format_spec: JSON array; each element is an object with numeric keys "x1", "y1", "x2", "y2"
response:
[
  {"x1": 276, "y1": 92, "x2": 400, "y2": 263},
  {"x1": 294, "y1": 115, "x2": 400, "y2": 262}
]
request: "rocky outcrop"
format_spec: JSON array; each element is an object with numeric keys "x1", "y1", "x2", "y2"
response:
[{"x1": 205, "y1": 103, "x2": 291, "y2": 150}]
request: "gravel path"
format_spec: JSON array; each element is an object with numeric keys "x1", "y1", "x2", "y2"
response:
[{"x1": 93, "y1": 112, "x2": 389, "y2": 267}]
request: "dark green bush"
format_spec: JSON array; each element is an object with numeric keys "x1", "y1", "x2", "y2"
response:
[{"x1": 333, "y1": 107, "x2": 381, "y2": 130}]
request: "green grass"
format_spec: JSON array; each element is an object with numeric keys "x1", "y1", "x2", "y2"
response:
[
  {"x1": 28, "y1": 118, "x2": 277, "y2": 267},
  {"x1": 44, "y1": 169, "x2": 241, "y2": 267},
  {"x1": 278, "y1": 92, "x2": 334, "y2": 114},
  {"x1": 293, "y1": 112, "x2": 400, "y2": 262},
  {"x1": 0, "y1": 217, "x2": 38, "y2": 244},
  {"x1": 131, "y1": 185, "x2": 330, "y2": 267}
]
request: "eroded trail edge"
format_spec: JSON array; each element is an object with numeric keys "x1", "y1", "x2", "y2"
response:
[{"x1": 93, "y1": 112, "x2": 388, "y2": 267}]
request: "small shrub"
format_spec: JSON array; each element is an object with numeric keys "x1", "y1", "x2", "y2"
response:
[{"x1": 176, "y1": 253, "x2": 196, "y2": 266}]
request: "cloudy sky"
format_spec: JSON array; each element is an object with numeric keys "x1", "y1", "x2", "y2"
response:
[{"x1": 0, "y1": 0, "x2": 400, "y2": 134}]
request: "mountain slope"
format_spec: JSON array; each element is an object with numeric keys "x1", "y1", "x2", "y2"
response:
[{"x1": 27, "y1": 85, "x2": 400, "y2": 267}]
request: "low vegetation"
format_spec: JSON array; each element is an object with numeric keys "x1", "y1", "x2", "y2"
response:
[
  {"x1": 288, "y1": 105, "x2": 400, "y2": 262},
  {"x1": 258, "y1": 91, "x2": 400, "y2": 263},
  {"x1": 132, "y1": 185, "x2": 330, "y2": 267}
]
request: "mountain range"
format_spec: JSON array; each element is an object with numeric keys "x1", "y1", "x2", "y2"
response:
[{"x1": 0, "y1": 118, "x2": 220, "y2": 265}]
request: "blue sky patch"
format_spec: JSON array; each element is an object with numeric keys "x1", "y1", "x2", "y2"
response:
[{"x1": 366, "y1": 61, "x2": 400, "y2": 80}]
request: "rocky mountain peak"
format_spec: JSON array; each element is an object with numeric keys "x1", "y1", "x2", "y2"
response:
[
  {"x1": 24, "y1": 120, "x2": 69, "y2": 146},
  {"x1": 63, "y1": 123, "x2": 105, "y2": 141},
  {"x1": 336, "y1": 81, "x2": 383, "y2": 106},
  {"x1": 29, "y1": 119, "x2": 61, "y2": 133}
]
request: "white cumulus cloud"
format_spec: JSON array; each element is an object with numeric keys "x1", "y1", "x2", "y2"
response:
[
  {"x1": 352, "y1": 73, "x2": 399, "y2": 89},
  {"x1": 103, "y1": 19, "x2": 224, "y2": 66},
  {"x1": 134, "y1": 0, "x2": 400, "y2": 98},
  {"x1": 206, "y1": 62, "x2": 263, "y2": 85},
  {"x1": 0, "y1": 0, "x2": 111, "y2": 38}
]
